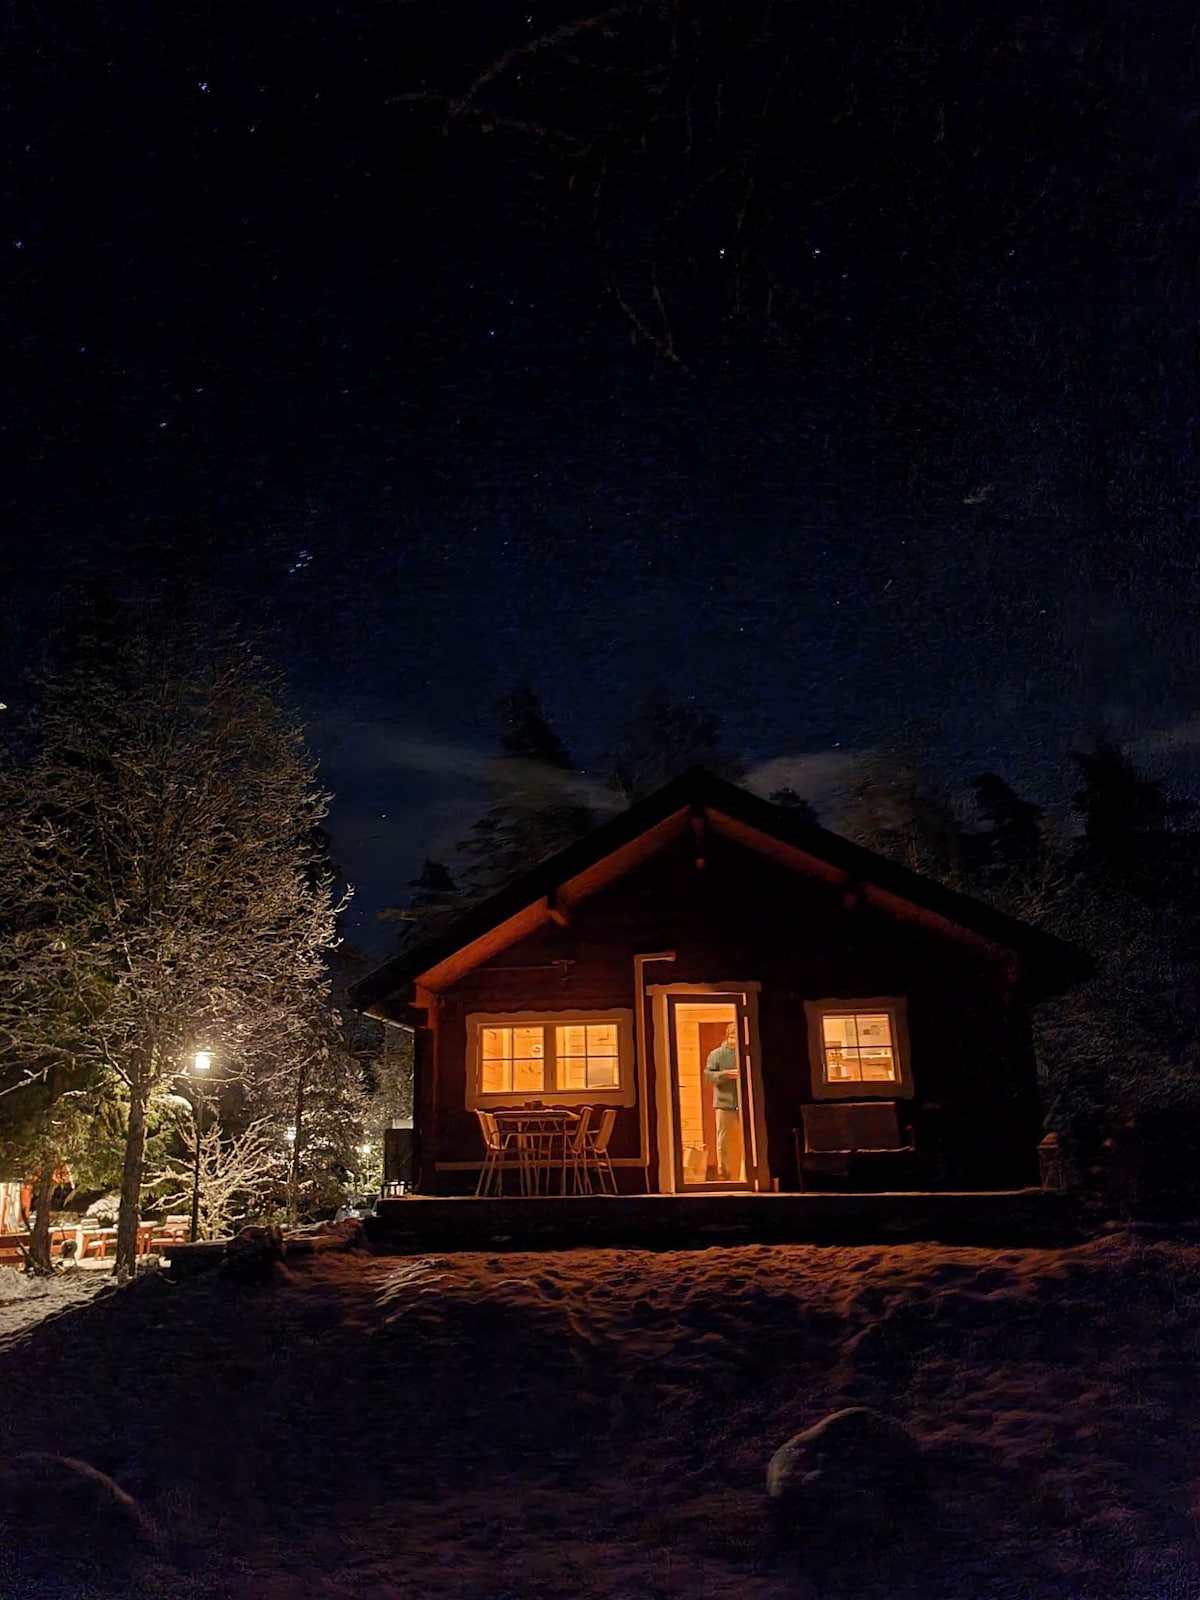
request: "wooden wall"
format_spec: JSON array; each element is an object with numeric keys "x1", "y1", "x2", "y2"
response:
[{"x1": 422, "y1": 829, "x2": 1041, "y2": 1193}]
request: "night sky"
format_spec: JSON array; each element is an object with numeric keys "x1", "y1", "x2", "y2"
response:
[{"x1": 5, "y1": 2, "x2": 1199, "y2": 944}]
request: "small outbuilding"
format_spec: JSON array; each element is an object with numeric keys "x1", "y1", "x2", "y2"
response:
[{"x1": 350, "y1": 769, "x2": 1091, "y2": 1198}]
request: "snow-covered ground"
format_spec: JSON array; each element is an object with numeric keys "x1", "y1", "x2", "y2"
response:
[
  {"x1": 0, "y1": 1264, "x2": 112, "y2": 1348},
  {"x1": 0, "y1": 1231, "x2": 1197, "y2": 1600}
]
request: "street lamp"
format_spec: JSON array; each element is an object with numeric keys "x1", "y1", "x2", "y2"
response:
[
  {"x1": 285, "y1": 1125, "x2": 299, "y2": 1227},
  {"x1": 189, "y1": 1050, "x2": 212, "y2": 1243}
]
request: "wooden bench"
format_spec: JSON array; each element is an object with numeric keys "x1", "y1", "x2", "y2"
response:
[{"x1": 795, "y1": 1101, "x2": 915, "y2": 1191}]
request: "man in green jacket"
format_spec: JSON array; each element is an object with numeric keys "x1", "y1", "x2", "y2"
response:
[{"x1": 704, "y1": 1021, "x2": 743, "y2": 1181}]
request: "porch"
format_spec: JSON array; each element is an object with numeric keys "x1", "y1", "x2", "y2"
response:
[{"x1": 366, "y1": 1187, "x2": 1081, "y2": 1253}]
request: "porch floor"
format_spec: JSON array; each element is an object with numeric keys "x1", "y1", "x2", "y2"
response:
[{"x1": 366, "y1": 1188, "x2": 1081, "y2": 1253}]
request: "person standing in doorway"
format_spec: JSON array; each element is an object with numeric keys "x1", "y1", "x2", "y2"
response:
[{"x1": 704, "y1": 1021, "x2": 743, "y2": 1181}]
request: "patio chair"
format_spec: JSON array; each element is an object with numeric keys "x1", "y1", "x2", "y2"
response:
[
  {"x1": 583, "y1": 1107, "x2": 619, "y2": 1195},
  {"x1": 566, "y1": 1107, "x2": 594, "y2": 1194},
  {"x1": 475, "y1": 1109, "x2": 524, "y2": 1197}
]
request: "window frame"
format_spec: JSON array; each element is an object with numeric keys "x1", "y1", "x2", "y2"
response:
[
  {"x1": 465, "y1": 1009, "x2": 637, "y2": 1110},
  {"x1": 804, "y1": 996, "x2": 914, "y2": 1101}
]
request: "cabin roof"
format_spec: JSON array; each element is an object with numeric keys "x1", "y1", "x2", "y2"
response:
[{"x1": 349, "y1": 767, "x2": 1094, "y2": 1017}]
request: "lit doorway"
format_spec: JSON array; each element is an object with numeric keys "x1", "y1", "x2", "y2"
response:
[{"x1": 665, "y1": 993, "x2": 753, "y2": 1189}]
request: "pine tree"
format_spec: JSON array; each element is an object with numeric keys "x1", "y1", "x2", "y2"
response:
[
  {"x1": 965, "y1": 772, "x2": 1050, "y2": 907},
  {"x1": 768, "y1": 787, "x2": 820, "y2": 825},
  {"x1": 841, "y1": 751, "x2": 967, "y2": 886},
  {"x1": 607, "y1": 700, "x2": 747, "y2": 803},
  {"x1": 1070, "y1": 735, "x2": 1182, "y2": 894},
  {"x1": 1034, "y1": 739, "x2": 1200, "y2": 1131},
  {"x1": 457, "y1": 684, "x2": 596, "y2": 894}
]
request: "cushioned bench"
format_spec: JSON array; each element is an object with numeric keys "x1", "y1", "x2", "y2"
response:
[{"x1": 795, "y1": 1100, "x2": 915, "y2": 1191}]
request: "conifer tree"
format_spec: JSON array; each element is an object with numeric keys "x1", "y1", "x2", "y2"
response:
[{"x1": 457, "y1": 684, "x2": 596, "y2": 894}]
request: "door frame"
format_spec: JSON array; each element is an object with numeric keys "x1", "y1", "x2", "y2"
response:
[{"x1": 648, "y1": 981, "x2": 770, "y2": 1194}]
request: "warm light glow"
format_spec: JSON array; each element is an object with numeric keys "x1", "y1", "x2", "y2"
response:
[
  {"x1": 554, "y1": 1023, "x2": 619, "y2": 1090},
  {"x1": 285, "y1": 1125, "x2": 297, "y2": 1143},
  {"x1": 359, "y1": 1143, "x2": 372, "y2": 1157},
  {"x1": 193, "y1": 1050, "x2": 212, "y2": 1073},
  {"x1": 821, "y1": 1012, "x2": 898, "y2": 1083}
]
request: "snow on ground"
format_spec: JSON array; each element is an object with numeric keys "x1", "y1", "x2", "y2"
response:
[
  {"x1": 0, "y1": 1264, "x2": 112, "y2": 1348},
  {"x1": 1, "y1": 1231, "x2": 1199, "y2": 1600}
]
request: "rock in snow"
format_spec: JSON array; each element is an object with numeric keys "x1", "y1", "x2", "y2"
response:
[
  {"x1": 0, "y1": 1451, "x2": 160, "y2": 1569},
  {"x1": 766, "y1": 1405, "x2": 928, "y2": 1540}
]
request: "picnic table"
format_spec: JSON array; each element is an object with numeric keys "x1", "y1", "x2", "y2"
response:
[{"x1": 0, "y1": 1217, "x2": 192, "y2": 1267}]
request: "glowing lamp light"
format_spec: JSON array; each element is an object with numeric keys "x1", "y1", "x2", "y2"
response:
[
  {"x1": 285, "y1": 1125, "x2": 297, "y2": 1144},
  {"x1": 193, "y1": 1050, "x2": 212, "y2": 1073}
]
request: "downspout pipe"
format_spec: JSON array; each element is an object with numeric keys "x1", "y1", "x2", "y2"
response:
[{"x1": 634, "y1": 951, "x2": 677, "y2": 1191}]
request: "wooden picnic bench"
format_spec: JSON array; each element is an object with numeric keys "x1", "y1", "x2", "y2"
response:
[{"x1": 0, "y1": 1217, "x2": 191, "y2": 1267}]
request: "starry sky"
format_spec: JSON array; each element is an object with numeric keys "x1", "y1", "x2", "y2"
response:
[{"x1": 5, "y1": 2, "x2": 1199, "y2": 946}]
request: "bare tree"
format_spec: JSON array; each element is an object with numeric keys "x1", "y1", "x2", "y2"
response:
[
  {"x1": 0, "y1": 620, "x2": 348, "y2": 1279},
  {"x1": 151, "y1": 1113, "x2": 283, "y2": 1241},
  {"x1": 392, "y1": 3, "x2": 796, "y2": 364}
]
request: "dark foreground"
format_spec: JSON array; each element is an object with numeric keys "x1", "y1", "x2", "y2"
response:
[{"x1": 0, "y1": 1231, "x2": 1197, "y2": 1600}]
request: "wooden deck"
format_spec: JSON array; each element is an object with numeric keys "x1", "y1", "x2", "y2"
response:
[{"x1": 366, "y1": 1189, "x2": 1082, "y2": 1253}]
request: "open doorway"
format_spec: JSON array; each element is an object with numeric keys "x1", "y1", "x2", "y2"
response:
[{"x1": 666, "y1": 994, "x2": 752, "y2": 1188}]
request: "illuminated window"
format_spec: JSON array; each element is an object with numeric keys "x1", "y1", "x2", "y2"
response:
[
  {"x1": 805, "y1": 999, "x2": 912, "y2": 1100},
  {"x1": 821, "y1": 1013, "x2": 899, "y2": 1084},
  {"x1": 468, "y1": 1011, "x2": 635, "y2": 1107},
  {"x1": 555, "y1": 1022, "x2": 620, "y2": 1089},
  {"x1": 479, "y1": 1025, "x2": 545, "y2": 1094}
]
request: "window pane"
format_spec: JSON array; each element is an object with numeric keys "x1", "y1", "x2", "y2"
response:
[
  {"x1": 822, "y1": 1015, "x2": 860, "y2": 1048},
  {"x1": 860, "y1": 1050, "x2": 898, "y2": 1081},
  {"x1": 558, "y1": 1025, "x2": 586, "y2": 1058},
  {"x1": 513, "y1": 1058, "x2": 544, "y2": 1092},
  {"x1": 586, "y1": 1023, "x2": 617, "y2": 1053},
  {"x1": 586, "y1": 1058, "x2": 619, "y2": 1088},
  {"x1": 825, "y1": 1049, "x2": 860, "y2": 1082},
  {"x1": 481, "y1": 1058, "x2": 510, "y2": 1094},
  {"x1": 559, "y1": 1057, "x2": 587, "y2": 1090},
  {"x1": 513, "y1": 1026, "x2": 544, "y2": 1059},
  {"x1": 481, "y1": 1027, "x2": 510, "y2": 1060},
  {"x1": 855, "y1": 1015, "x2": 893, "y2": 1046}
]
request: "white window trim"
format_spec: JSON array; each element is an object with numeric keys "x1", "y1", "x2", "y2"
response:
[
  {"x1": 465, "y1": 1009, "x2": 637, "y2": 1110},
  {"x1": 804, "y1": 996, "x2": 914, "y2": 1101},
  {"x1": 646, "y1": 982, "x2": 771, "y2": 1195}
]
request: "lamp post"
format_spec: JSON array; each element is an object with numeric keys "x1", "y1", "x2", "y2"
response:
[
  {"x1": 285, "y1": 1124, "x2": 298, "y2": 1227},
  {"x1": 189, "y1": 1050, "x2": 212, "y2": 1243}
]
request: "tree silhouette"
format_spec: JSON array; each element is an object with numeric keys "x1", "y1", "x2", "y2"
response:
[
  {"x1": 607, "y1": 699, "x2": 747, "y2": 803},
  {"x1": 457, "y1": 683, "x2": 597, "y2": 894}
]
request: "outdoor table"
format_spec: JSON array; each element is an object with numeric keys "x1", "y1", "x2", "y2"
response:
[{"x1": 490, "y1": 1107, "x2": 580, "y2": 1196}]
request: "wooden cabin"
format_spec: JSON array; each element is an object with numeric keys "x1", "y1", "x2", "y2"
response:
[{"x1": 350, "y1": 770, "x2": 1091, "y2": 1198}]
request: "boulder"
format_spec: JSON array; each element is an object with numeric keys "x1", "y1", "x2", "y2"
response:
[
  {"x1": 766, "y1": 1406, "x2": 928, "y2": 1542},
  {"x1": 0, "y1": 1452, "x2": 160, "y2": 1571},
  {"x1": 220, "y1": 1224, "x2": 288, "y2": 1284}
]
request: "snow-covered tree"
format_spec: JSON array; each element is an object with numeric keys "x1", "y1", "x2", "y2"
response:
[
  {"x1": 0, "y1": 619, "x2": 347, "y2": 1277},
  {"x1": 151, "y1": 1111, "x2": 284, "y2": 1240}
]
